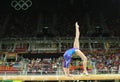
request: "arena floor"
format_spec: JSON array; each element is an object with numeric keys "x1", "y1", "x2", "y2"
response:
[{"x1": 0, "y1": 74, "x2": 120, "y2": 81}]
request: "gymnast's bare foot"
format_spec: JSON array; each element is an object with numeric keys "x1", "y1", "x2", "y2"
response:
[
  {"x1": 75, "y1": 22, "x2": 79, "y2": 28},
  {"x1": 67, "y1": 74, "x2": 73, "y2": 77},
  {"x1": 83, "y1": 71, "x2": 89, "y2": 76}
]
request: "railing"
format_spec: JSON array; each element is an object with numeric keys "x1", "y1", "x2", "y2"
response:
[
  {"x1": 0, "y1": 69, "x2": 119, "y2": 76},
  {"x1": 0, "y1": 37, "x2": 120, "y2": 53},
  {"x1": 0, "y1": 37, "x2": 120, "y2": 40}
]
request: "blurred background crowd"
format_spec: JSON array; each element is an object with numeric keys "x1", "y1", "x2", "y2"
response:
[{"x1": 0, "y1": 0, "x2": 120, "y2": 75}]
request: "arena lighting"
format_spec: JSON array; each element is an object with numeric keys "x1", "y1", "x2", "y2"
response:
[
  {"x1": 44, "y1": 27, "x2": 48, "y2": 29},
  {"x1": 96, "y1": 26, "x2": 100, "y2": 28},
  {"x1": 11, "y1": 0, "x2": 32, "y2": 10}
]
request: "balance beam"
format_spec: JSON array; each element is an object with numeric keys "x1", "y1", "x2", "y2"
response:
[{"x1": 0, "y1": 74, "x2": 120, "y2": 81}]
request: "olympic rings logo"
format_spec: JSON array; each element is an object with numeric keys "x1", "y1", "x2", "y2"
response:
[{"x1": 11, "y1": 0, "x2": 32, "y2": 11}]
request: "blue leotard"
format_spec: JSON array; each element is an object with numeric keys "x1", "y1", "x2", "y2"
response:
[{"x1": 63, "y1": 48, "x2": 78, "y2": 68}]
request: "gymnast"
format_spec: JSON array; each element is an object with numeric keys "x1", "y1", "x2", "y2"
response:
[{"x1": 63, "y1": 22, "x2": 88, "y2": 76}]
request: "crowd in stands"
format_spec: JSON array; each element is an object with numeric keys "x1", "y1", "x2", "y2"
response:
[
  {"x1": 25, "y1": 57, "x2": 61, "y2": 75},
  {"x1": 0, "y1": 52, "x2": 120, "y2": 75},
  {"x1": 24, "y1": 53, "x2": 120, "y2": 75},
  {"x1": 87, "y1": 53, "x2": 120, "y2": 74}
]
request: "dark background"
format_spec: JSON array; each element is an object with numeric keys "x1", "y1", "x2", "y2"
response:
[
  {"x1": 0, "y1": 0, "x2": 119, "y2": 14},
  {"x1": 0, "y1": 0, "x2": 120, "y2": 37}
]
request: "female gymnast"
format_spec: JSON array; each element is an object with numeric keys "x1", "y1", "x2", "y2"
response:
[{"x1": 63, "y1": 22, "x2": 88, "y2": 76}]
